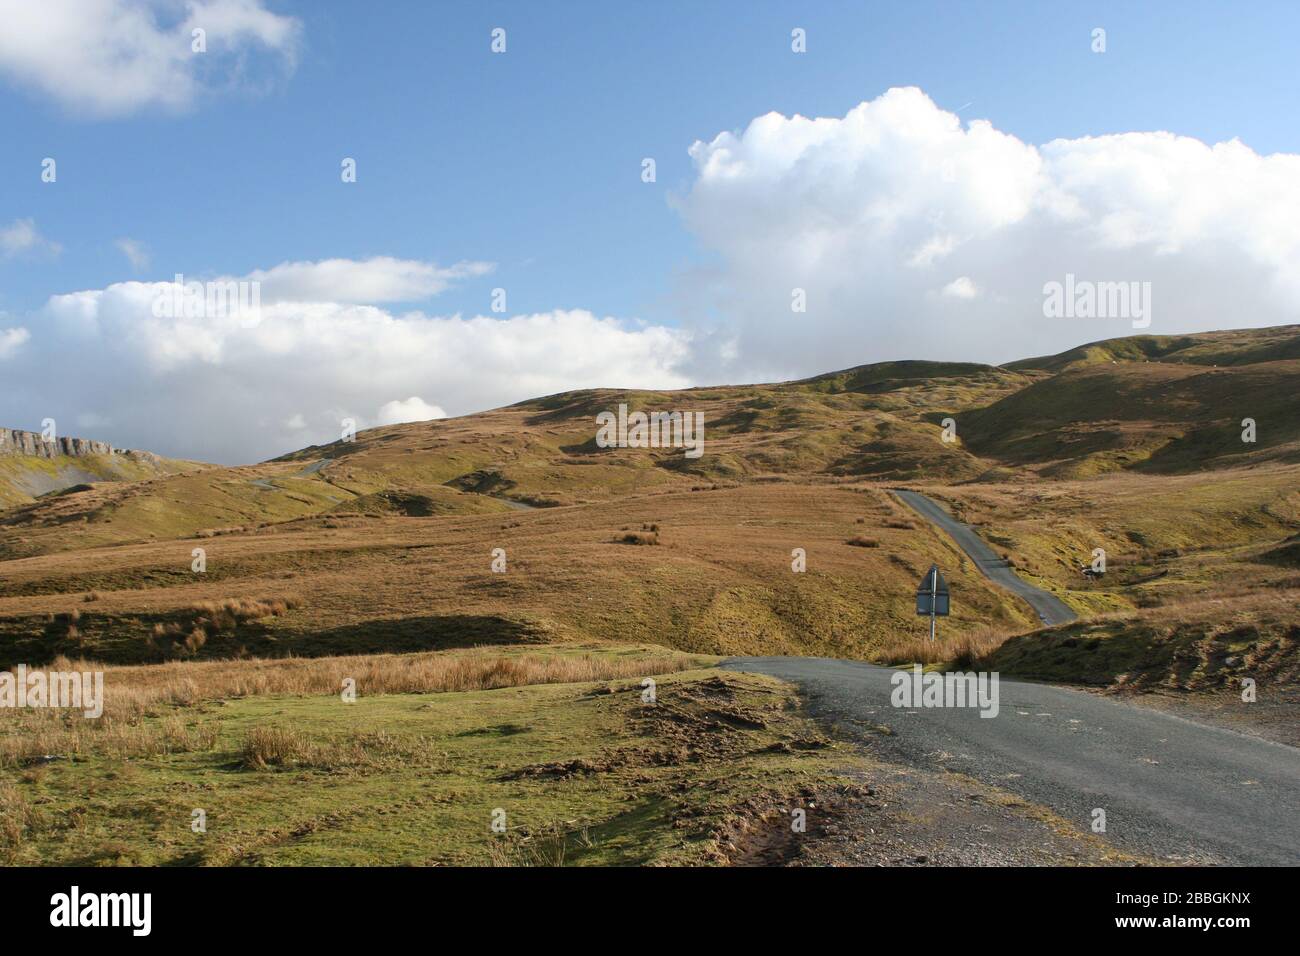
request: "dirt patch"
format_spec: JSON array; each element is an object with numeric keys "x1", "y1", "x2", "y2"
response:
[
  {"x1": 503, "y1": 674, "x2": 826, "y2": 786},
  {"x1": 711, "y1": 783, "x2": 875, "y2": 866},
  {"x1": 786, "y1": 764, "x2": 1165, "y2": 867}
]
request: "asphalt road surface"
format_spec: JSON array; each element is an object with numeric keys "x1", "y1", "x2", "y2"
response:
[
  {"x1": 722, "y1": 656, "x2": 1300, "y2": 864},
  {"x1": 893, "y1": 489, "x2": 1077, "y2": 626}
]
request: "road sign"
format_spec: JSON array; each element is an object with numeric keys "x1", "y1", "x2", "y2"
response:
[
  {"x1": 915, "y1": 564, "x2": 949, "y2": 642},
  {"x1": 916, "y1": 565, "x2": 950, "y2": 616}
]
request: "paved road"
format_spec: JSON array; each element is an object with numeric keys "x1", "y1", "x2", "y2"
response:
[
  {"x1": 893, "y1": 489, "x2": 1077, "y2": 626},
  {"x1": 294, "y1": 458, "x2": 334, "y2": 477},
  {"x1": 722, "y1": 656, "x2": 1300, "y2": 865}
]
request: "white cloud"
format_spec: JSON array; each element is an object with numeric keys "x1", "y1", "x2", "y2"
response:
[
  {"x1": 940, "y1": 276, "x2": 979, "y2": 300},
  {"x1": 115, "y1": 238, "x2": 150, "y2": 271},
  {"x1": 0, "y1": 0, "x2": 300, "y2": 117},
  {"x1": 675, "y1": 87, "x2": 1300, "y2": 379},
  {"x1": 0, "y1": 327, "x2": 30, "y2": 359},
  {"x1": 1, "y1": 218, "x2": 61, "y2": 258},
  {"x1": 247, "y1": 257, "x2": 495, "y2": 304},
  {"x1": 377, "y1": 397, "x2": 447, "y2": 426},
  {"x1": 9, "y1": 263, "x2": 691, "y2": 462}
]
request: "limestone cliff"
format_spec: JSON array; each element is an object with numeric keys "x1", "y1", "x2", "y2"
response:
[{"x1": 0, "y1": 427, "x2": 158, "y2": 462}]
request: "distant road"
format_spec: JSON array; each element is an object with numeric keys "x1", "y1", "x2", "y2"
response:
[
  {"x1": 722, "y1": 656, "x2": 1300, "y2": 864},
  {"x1": 893, "y1": 489, "x2": 1077, "y2": 626}
]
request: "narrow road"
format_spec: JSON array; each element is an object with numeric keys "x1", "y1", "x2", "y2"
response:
[
  {"x1": 294, "y1": 458, "x2": 334, "y2": 478},
  {"x1": 893, "y1": 489, "x2": 1076, "y2": 626},
  {"x1": 722, "y1": 656, "x2": 1300, "y2": 865}
]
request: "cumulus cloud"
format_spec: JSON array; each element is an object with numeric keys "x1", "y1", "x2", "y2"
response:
[
  {"x1": 0, "y1": 0, "x2": 300, "y2": 117},
  {"x1": 0, "y1": 327, "x2": 30, "y2": 359},
  {"x1": 7, "y1": 262, "x2": 691, "y2": 462},
  {"x1": 675, "y1": 86, "x2": 1300, "y2": 379},
  {"x1": 377, "y1": 397, "x2": 447, "y2": 426},
  {"x1": 1, "y1": 218, "x2": 61, "y2": 258}
]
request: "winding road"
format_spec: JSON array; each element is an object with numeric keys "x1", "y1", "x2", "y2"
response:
[
  {"x1": 720, "y1": 490, "x2": 1299, "y2": 864},
  {"x1": 722, "y1": 656, "x2": 1300, "y2": 864},
  {"x1": 892, "y1": 489, "x2": 1077, "y2": 626}
]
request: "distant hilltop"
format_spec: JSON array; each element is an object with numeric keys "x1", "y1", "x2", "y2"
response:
[{"x1": 0, "y1": 427, "x2": 158, "y2": 463}]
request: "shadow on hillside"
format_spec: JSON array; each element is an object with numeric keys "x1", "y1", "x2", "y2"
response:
[
  {"x1": 297, "y1": 614, "x2": 550, "y2": 656},
  {"x1": 0, "y1": 611, "x2": 550, "y2": 668}
]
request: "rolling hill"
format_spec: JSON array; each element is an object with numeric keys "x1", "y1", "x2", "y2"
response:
[
  {"x1": 0, "y1": 427, "x2": 204, "y2": 510},
  {"x1": 0, "y1": 324, "x2": 1297, "y2": 673}
]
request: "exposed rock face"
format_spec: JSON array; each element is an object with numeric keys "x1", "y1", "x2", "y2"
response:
[{"x1": 0, "y1": 427, "x2": 131, "y2": 459}]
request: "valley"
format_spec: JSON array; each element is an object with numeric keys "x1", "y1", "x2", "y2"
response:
[{"x1": 2, "y1": 324, "x2": 1297, "y2": 865}]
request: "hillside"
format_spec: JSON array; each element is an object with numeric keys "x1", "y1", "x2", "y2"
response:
[
  {"x1": 0, "y1": 427, "x2": 204, "y2": 509},
  {"x1": 0, "y1": 324, "x2": 1297, "y2": 675},
  {"x1": 960, "y1": 358, "x2": 1300, "y2": 477},
  {"x1": 0, "y1": 360, "x2": 1027, "y2": 558}
]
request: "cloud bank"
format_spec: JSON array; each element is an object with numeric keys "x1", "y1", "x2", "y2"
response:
[
  {"x1": 0, "y1": 257, "x2": 691, "y2": 463},
  {"x1": 675, "y1": 86, "x2": 1300, "y2": 380},
  {"x1": 5, "y1": 86, "x2": 1299, "y2": 464}
]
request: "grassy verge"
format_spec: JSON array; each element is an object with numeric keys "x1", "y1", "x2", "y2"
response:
[
  {"x1": 0, "y1": 648, "x2": 870, "y2": 865},
  {"x1": 870, "y1": 590, "x2": 1299, "y2": 694},
  {"x1": 983, "y1": 592, "x2": 1299, "y2": 691}
]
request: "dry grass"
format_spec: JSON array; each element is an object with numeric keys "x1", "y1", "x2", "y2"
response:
[
  {"x1": 240, "y1": 726, "x2": 314, "y2": 770},
  {"x1": 615, "y1": 531, "x2": 659, "y2": 545},
  {"x1": 147, "y1": 595, "x2": 300, "y2": 659},
  {"x1": 0, "y1": 713, "x2": 220, "y2": 770},
  {"x1": 872, "y1": 624, "x2": 1017, "y2": 668},
  {"x1": 0, "y1": 483, "x2": 1041, "y2": 663},
  {"x1": 0, "y1": 778, "x2": 37, "y2": 858},
  {"x1": 239, "y1": 726, "x2": 451, "y2": 773},
  {"x1": 0, "y1": 646, "x2": 707, "y2": 768},
  {"x1": 486, "y1": 823, "x2": 581, "y2": 867},
  {"x1": 846, "y1": 536, "x2": 880, "y2": 548}
]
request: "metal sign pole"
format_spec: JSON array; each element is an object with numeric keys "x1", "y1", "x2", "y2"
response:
[
  {"x1": 915, "y1": 564, "x2": 949, "y2": 642},
  {"x1": 929, "y1": 571, "x2": 937, "y2": 643}
]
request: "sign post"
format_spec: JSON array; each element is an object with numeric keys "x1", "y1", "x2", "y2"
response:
[{"x1": 915, "y1": 564, "x2": 950, "y2": 642}]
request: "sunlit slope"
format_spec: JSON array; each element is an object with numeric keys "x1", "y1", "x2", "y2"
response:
[
  {"x1": 0, "y1": 459, "x2": 513, "y2": 560},
  {"x1": 1006, "y1": 324, "x2": 1300, "y2": 373},
  {"x1": 963, "y1": 327, "x2": 1300, "y2": 477},
  {"x1": 4, "y1": 325, "x2": 1297, "y2": 559},
  {"x1": 0, "y1": 449, "x2": 203, "y2": 509},
  {"x1": 276, "y1": 360, "x2": 1026, "y2": 491},
  {"x1": 0, "y1": 483, "x2": 1036, "y2": 667}
]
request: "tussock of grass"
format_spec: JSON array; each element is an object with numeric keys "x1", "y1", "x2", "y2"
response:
[
  {"x1": 148, "y1": 595, "x2": 301, "y2": 658},
  {"x1": 872, "y1": 625, "x2": 1016, "y2": 668},
  {"x1": 615, "y1": 531, "x2": 659, "y2": 545},
  {"x1": 0, "y1": 779, "x2": 37, "y2": 859},
  {"x1": 0, "y1": 714, "x2": 220, "y2": 769}
]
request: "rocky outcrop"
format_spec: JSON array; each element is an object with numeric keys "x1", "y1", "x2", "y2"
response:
[{"x1": 0, "y1": 427, "x2": 137, "y2": 460}]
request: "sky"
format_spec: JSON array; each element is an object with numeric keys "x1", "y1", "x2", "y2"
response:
[{"x1": 1, "y1": 0, "x2": 1298, "y2": 464}]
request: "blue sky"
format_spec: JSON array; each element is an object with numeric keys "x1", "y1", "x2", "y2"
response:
[
  {"x1": 4, "y1": 0, "x2": 1296, "y2": 320},
  {"x1": 2, "y1": 1, "x2": 1298, "y2": 462}
]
